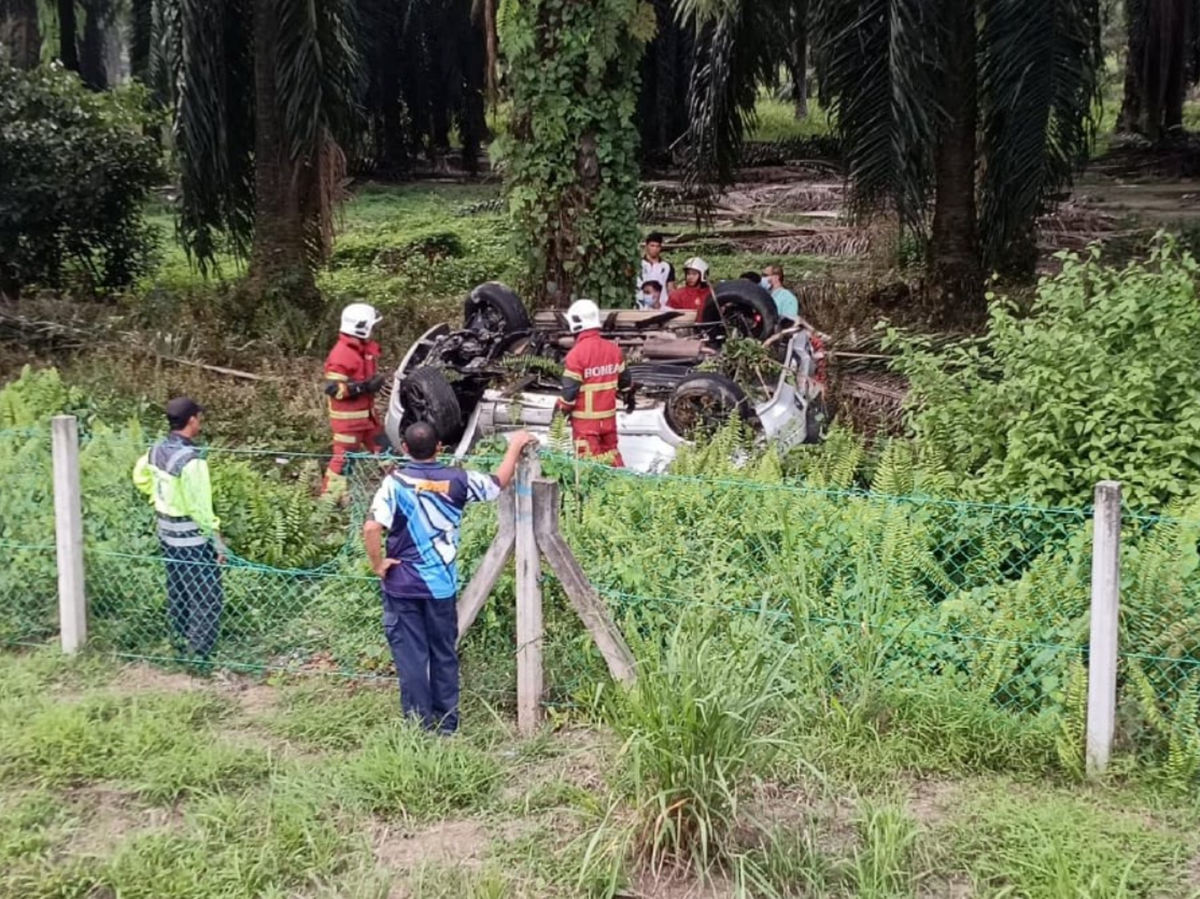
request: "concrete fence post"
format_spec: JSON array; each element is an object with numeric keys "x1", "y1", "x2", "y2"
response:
[
  {"x1": 51, "y1": 415, "x2": 87, "y2": 652},
  {"x1": 1086, "y1": 480, "x2": 1122, "y2": 776}
]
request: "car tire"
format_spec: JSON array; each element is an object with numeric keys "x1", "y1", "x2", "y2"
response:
[
  {"x1": 665, "y1": 373, "x2": 752, "y2": 440},
  {"x1": 399, "y1": 367, "x2": 464, "y2": 443},
  {"x1": 705, "y1": 280, "x2": 779, "y2": 340},
  {"x1": 464, "y1": 282, "x2": 531, "y2": 334}
]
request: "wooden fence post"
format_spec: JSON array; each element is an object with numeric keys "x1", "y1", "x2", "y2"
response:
[
  {"x1": 456, "y1": 450, "x2": 636, "y2": 733},
  {"x1": 51, "y1": 415, "x2": 87, "y2": 653},
  {"x1": 532, "y1": 478, "x2": 636, "y2": 684},
  {"x1": 1087, "y1": 480, "x2": 1122, "y2": 776},
  {"x1": 514, "y1": 450, "x2": 544, "y2": 735}
]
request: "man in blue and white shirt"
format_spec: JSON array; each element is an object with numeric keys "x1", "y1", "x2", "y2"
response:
[{"x1": 363, "y1": 421, "x2": 536, "y2": 733}]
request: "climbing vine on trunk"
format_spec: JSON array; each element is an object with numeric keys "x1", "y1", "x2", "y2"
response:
[{"x1": 496, "y1": 0, "x2": 656, "y2": 308}]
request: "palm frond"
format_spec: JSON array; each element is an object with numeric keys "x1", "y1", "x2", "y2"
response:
[
  {"x1": 977, "y1": 0, "x2": 1103, "y2": 267},
  {"x1": 674, "y1": 0, "x2": 786, "y2": 189},
  {"x1": 174, "y1": 0, "x2": 254, "y2": 270},
  {"x1": 811, "y1": 0, "x2": 942, "y2": 234}
]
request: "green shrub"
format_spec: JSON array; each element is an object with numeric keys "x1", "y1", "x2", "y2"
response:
[
  {"x1": 889, "y1": 235, "x2": 1200, "y2": 510},
  {"x1": 0, "y1": 65, "x2": 163, "y2": 298}
]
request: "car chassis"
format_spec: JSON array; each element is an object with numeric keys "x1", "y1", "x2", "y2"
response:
[{"x1": 385, "y1": 282, "x2": 827, "y2": 472}]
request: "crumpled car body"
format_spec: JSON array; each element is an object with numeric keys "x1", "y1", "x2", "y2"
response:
[{"x1": 385, "y1": 283, "x2": 827, "y2": 472}]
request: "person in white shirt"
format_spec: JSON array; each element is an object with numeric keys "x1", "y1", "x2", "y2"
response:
[{"x1": 637, "y1": 232, "x2": 675, "y2": 308}]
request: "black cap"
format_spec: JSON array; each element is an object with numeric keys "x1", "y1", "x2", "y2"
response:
[{"x1": 166, "y1": 397, "x2": 205, "y2": 429}]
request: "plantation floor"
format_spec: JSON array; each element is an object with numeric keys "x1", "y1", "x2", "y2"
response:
[{"x1": 2, "y1": 649, "x2": 1199, "y2": 899}]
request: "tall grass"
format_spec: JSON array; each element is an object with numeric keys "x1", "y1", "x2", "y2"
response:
[{"x1": 581, "y1": 613, "x2": 792, "y2": 885}]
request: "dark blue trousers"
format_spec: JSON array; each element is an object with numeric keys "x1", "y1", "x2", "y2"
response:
[
  {"x1": 383, "y1": 592, "x2": 460, "y2": 733},
  {"x1": 161, "y1": 540, "x2": 224, "y2": 658}
]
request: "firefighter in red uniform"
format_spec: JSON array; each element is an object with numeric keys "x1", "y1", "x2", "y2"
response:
[
  {"x1": 323, "y1": 303, "x2": 386, "y2": 496},
  {"x1": 557, "y1": 299, "x2": 631, "y2": 467}
]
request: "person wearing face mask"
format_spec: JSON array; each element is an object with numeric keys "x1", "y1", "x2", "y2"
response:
[
  {"x1": 761, "y1": 264, "x2": 799, "y2": 326},
  {"x1": 667, "y1": 257, "x2": 716, "y2": 312}
]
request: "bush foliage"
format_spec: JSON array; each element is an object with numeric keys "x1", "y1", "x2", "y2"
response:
[
  {"x1": 0, "y1": 65, "x2": 163, "y2": 298},
  {"x1": 890, "y1": 236, "x2": 1200, "y2": 510}
]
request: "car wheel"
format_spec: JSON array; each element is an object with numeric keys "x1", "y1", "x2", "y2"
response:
[
  {"x1": 464, "y1": 282, "x2": 531, "y2": 334},
  {"x1": 399, "y1": 367, "x2": 464, "y2": 443},
  {"x1": 665, "y1": 373, "x2": 752, "y2": 440},
  {"x1": 705, "y1": 280, "x2": 779, "y2": 341}
]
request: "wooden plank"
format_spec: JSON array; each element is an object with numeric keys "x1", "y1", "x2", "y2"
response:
[
  {"x1": 456, "y1": 490, "x2": 515, "y2": 645},
  {"x1": 532, "y1": 479, "x2": 636, "y2": 685},
  {"x1": 515, "y1": 453, "x2": 544, "y2": 734}
]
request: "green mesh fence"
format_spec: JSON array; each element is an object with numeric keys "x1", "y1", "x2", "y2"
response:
[
  {"x1": 3, "y1": 422, "x2": 1200, "y2": 754},
  {"x1": 0, "y1": 428, "x2": 59, "y2": 646}
]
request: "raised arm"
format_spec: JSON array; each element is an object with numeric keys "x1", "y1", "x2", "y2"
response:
[{"x1": 495, "y1": 431, "x2": 537, "y2": 490}]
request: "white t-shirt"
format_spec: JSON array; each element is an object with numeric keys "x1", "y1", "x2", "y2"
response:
[{"x1": 637, "y1": 258, "x2": 676, "y2": 309}]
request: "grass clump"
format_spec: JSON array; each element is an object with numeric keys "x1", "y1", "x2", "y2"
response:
[
  {"x1": 334, "y1": 721, "x2": 502, "y2": 820},
  {"x1": 944, "y1": 786, "x2": 1192, "y2": 898},
  {"x1": 82, "y1": 780, "x2": 367, "y2": 899},
  {"x1": 0, "y1": 691, "x2": 270, "y2": 800},
  {"x1": 269, "y1": 680, "x2": 398, "y2": 750},
  {"x1": 582, "y1": 613, "x2": 791, "y2": 886}
]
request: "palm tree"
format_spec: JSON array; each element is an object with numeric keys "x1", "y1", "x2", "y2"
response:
[
  {"x1": 170, "y1": 0, "x2": 360, "y2": 304},
  {"x1": 0, "y1": 0, "x2": 42, "y2": 68},
  {"x1": 357, "y1": 0, "x2": 488, "y2": 176},
  {"x1": 673, "y1": 0, "x2": 794, "y2": 186},
  {"x1": 1118, "y1": 0, "x2": 1198, "y2": 142},
  {"x1": 812, "y1": 0, "x2": 1103, "y2": 319},
  {"x1": 680, "y1": 0, "x2": 1103, "y2": 320}
]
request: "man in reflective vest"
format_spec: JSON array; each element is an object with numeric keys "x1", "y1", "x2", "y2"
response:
[
  {"x1": 557, "y1": 299, "x2": 630, "y2": 467},
  {"x1": 132, "y1": 397, "x2": 226, "y2": 660},
  {"x1": 323, "y1": 302, "x2": 386, "y2": 497}
]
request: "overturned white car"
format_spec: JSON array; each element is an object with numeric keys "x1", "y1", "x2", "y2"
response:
[{"x1": 385, "y1": 282, "x2": 828, "y2": 472}]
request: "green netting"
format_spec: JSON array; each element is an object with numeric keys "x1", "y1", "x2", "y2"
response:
[
  {"x1": 3, "y1": 423, "x2": 1200, "y2": 752},
  {"x1": 0, "y1": 428, "x2": 59, "y2": 646}
]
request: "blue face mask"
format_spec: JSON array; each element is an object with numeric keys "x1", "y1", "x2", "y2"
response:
[{"x1": 760, "y1": 278, "x2": 772, "y2": 291}]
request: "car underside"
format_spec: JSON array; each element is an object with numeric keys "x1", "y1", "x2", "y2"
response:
[{"x1": 385, "y1": 282, "x2": 828, "y2": 472}]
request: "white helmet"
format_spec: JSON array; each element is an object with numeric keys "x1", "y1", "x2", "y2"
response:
[
  {"x1": 566, "y1": 299, "x2": 601, "y2": 334},
  {"x1": 683, "y1": 257, "x2": 710, "y2": 282},
  {"x1": 340, "y1": 302, "x2": 381, "y2": 339}
]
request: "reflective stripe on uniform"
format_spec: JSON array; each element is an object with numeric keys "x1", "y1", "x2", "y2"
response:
[
  {"x1": 333, "y1": 432, "x2": 360, "y2": 444},
  {"x1": 563, "y1": 369, "x2": 582, "y2": 382},
  {"x1": 579, "y1": 380, "x2": 620, "y2": 392},
  {"x1": 328, "y1": 407, "x2": 371, "y2": 420},
  {"x1": 325, "y1": 372, "x2": 349, "y2": 381},
  {"x1": 572, "y1": 409, "x2": 617, "y2": 420},
  {"x1": 161, "y1": 532, "x2": 208, "y2": 548},
  {"x1": 157, "y1": 517, "x2": 200, "y2": 533}
]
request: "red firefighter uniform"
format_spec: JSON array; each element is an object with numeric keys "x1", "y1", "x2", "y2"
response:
[
  {"x1": 557, "y1": 329, "x2": 631, "y2": 467},
  {"x1": 323, "y1": 333, "x2": 383, "y2": 492}
]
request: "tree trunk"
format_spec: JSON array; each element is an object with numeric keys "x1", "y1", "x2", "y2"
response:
[
  {"x1": 79, "y1": 3, "x2": 108, "y2": 90},
  {"x1": 1141, "y1": 0, "x2": 1189, "y2": 143},
  {"x1": 790, "y1": 0, "x2": 809, "y2": 120},
  {"x1": 929, "y1": 0, "x2": 982, "y2": 323},
  {"x1": 57, "y1": 0, "x2": 79, "y2": 71},
  {"x1": 247, "y1": 0, "x2": 318, "y2": 307},
  {"x1": 129, "y1": 0, "x2": 152, "y2": 81},
  {"x1": 1117, "y1": 0, "x2": 1144, "y2": 133},
  {"x1": 1, "y1": 0, "x2": 41, "y2": 68}
]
